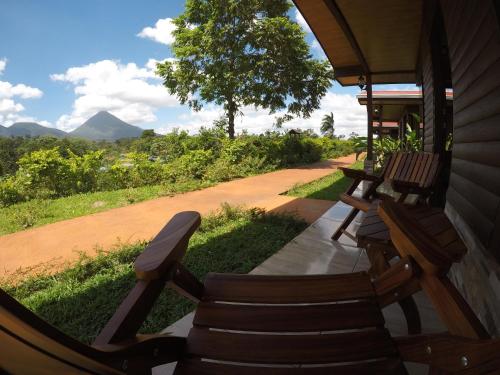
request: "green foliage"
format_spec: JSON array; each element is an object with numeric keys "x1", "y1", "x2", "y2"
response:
[
  {"x1": 287, "y1": 161, "x2": 364, "y2": 201},
  {"x1": 0, "y1": 136, "x2": 100, "y2": 178},
  {"x1": 0, "y1": 131, "x2": 355, "y2": 208},
  {"x1": 320, "y1": 112, "x2": 335, "y2": 138},
  {"x1": 156, "y1": 0, "x2": 334, "y2": 137},
  {"x1": 169, "y1": 149, "x2": 215, "y2": 180},
  {"x1": 0, "y1": 177, "x2": 24, "y2": 206},
  {"x1": 4, "y1": 207, "x2": 307, "y2": 343},
  {"x1": 351, "y1": 136, "x2": 367, "y2": 160},
  {"x1": 373, "y1": 125, "x2": 422, "y2": 168}
]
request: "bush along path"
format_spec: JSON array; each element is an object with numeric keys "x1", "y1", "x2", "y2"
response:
[
  {"x1": 0, "y1": 131, "x2": 355, "y2": 234},
  {"x1": 0, "y1": 154, "x2": 355, "y2": 278}
]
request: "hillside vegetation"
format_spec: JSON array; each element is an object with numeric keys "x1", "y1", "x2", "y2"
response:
[{"x1": 0, "y1": 128, "x2": 355, "y2": 233}]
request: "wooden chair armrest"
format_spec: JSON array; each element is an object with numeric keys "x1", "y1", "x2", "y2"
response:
[
  {"x1": 339, "y1": 193, "x2": 373, "y2": 212},
  {"x1": 95, "y1": 212, "x2": 202, "y2": 346},
  {"x1": 339, "y1": 167, "x2": 380, "y2": 182},
  {"x1": 373, "y1": 257, "x2": 421, "y2": 307},
  {"x1": 391, "y1": 179, "x2": 429, "y2": 196},
  {"x1": 135, "y1": 211, "x2": 201, "y2": 281},
  {"x1": 364, "y1": 172, "x2": 382, "y2": 182},
  {"x1": 93, "y1": 334, "x2": 186, "y2": 371},
  {"x1": 395, "y1": 333, "x2": 500, "y2": 373},
  {"x1": 338, "y1": 166, "x2": 366, "y2": 179}
]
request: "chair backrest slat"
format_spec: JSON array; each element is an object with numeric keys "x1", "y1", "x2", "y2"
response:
[
  {"x1": 382, "y1": 152, "x2": 440, "y2": 189},
  {"x1": 409, "y1": 153, "x2": 423, "y2": 183},
  {"x1": 403, "y1": 153, "x2": 417, "y2": 181},
  {"x1": 387, "y1": 152, "x2": 403, "y2": 179},
  {"x1": 423, "y1": 154, "x2": 440, "y2": 188}
]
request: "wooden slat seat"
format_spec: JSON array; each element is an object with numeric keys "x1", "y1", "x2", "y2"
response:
[
  {"x1": 202, "y1": 272, "x2": 375, "y2": 303},
  {"x1": 184, "y1": 327, "x2": 397, "y2": 364},
  {"x1": 174, "y1": 358, "x2": 407, "y2": 375},
  {"x1": 193, "y1": 300, "x2": 384, "y2": 332}
]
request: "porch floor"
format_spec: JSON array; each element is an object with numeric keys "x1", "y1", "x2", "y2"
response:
[{"x1": 157, "y1": 200, "x2": 446, "y2": 374}]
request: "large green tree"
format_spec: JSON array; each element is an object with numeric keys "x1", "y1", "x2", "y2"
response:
[{"x1": 157, "y1": 0, "x2": 334, "y2": 138}]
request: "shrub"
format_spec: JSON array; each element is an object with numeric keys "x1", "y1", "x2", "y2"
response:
[
  {"x1": 203, "y1": 157, "x2": 242, "y2": 183},
  {"x1": 0, "y1": 131, "x2": 357, "y2": 206},
  {"x1": 0, "y1": 177, "x2": 24, "y2": 206},
  {"x1": 169, "y1": 149, "x2": 215, "y2": 180}
]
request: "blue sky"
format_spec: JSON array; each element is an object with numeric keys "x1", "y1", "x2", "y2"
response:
[{"x1": 0, "y1": 0, "x2": 407, "y2": 136}]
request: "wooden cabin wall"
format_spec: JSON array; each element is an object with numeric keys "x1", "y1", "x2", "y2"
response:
[
  {"x1": 421, "y1": 27, "x2": 436, "y2": 152},
  {"x1": 421, "y1": 0, "x2": 448, "y2": 154},
  {"x1": 440, "y1": 0, "x2": 500, "y2": 336}
]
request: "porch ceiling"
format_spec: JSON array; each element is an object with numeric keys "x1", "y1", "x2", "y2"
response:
[{"x1": 293, "y1": 0, "x2": 423, "y2": 86}]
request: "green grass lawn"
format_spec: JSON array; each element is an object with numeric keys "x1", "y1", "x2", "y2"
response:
[
  {"x1": 3, "y1": 206, "x2": 307, "y2": 344},
  {"x1": 0, "y1": 180, "x2": 213, "y2": 236},
  {"x1": 286, "y1": 160, "x2": 364, "y2": 201}
]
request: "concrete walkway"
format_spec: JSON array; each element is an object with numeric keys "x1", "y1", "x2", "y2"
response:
[{"x1": 0, "y1": 155, "x2": 355, "y2": 278}]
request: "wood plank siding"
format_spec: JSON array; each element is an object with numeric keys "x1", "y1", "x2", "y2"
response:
[
  {"x1": 440, "y1": 0, "x2": 500, "y2": 261},
  {"x1": 422, "y1": 44, "x2": 435, "y2": 152}
]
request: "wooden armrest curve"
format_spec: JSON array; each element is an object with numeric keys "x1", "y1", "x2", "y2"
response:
[
  {"x1": 339, "y1": 167, "x2": 366, "y2": 179},
  {"x1": 135, "y1": 211, "x2": 201, "y2": 281},
  {"x1": 339, "y1": 193, "x2": 373, "y2": 212},
  {"x1": 391, "y1": 179, "x2": 428, "y2": 195}
]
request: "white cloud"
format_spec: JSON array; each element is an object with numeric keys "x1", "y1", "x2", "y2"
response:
[
  {"x1": 0, "y1": 60, "x2": 46, "y2": 126},
  {"x1": 0, "y1": 82, "x2": 43, "y2": 99},
  {"x1": 0, "y1": 58, "x2": 6, "y2": 75},
  {"x1": 295, "y1": 9, "x2": 311, "y2": 32},
  {"x1": 137, "y1": 18, "x2": 176, "y2": 45},
  {"x1": 158, "y1": 91, "x2": 367, "y2": 137},
  {"x1": 51, "y1": 59, "x2": 180, "y2": 131}
]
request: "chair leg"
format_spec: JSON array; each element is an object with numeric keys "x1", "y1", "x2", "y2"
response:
[
  {"x1": 331, "y1": 207, "x2": 359, "y2": 241},
  {"x1": 398, "y1": 296, "x2": 422, "y2": 334}
]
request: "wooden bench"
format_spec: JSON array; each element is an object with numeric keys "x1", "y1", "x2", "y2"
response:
[
  {"x1": 1, "y1": 208, "x2": 499, "y2": 374},
  {"x1": 332, "y1": 151, "x2": 441, "y2": 240}
]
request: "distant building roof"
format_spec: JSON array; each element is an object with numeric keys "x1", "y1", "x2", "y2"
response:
[{"x1": 358, "y1": 90, "x2": 453, "y2": 103}]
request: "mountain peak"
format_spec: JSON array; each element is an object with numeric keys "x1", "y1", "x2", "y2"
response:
[
  {"x1": 70, "y1": 111, "x2": 145, "y2": 141},
  {"x1": 4, "y1": 122, "x2": 66, "y2": 137}
]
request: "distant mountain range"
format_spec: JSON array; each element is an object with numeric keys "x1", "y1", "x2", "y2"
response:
[{"x1": 0, "y1": 111, "x2": 150, "y2": 141}]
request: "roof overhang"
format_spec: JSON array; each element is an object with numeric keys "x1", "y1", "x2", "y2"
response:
[
  {"x1": 356, "y1": 90, "x2": 453, "y2": 121},
  {"x1": 293, "y1": 0, "x2": 423, "y2": 86}
]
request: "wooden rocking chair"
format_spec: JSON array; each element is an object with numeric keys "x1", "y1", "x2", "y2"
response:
[
  {"x1": 1, "y1": 209, "x2": 499, "y2": 374},
  {"x1": 331, "y1": 151, "x2": 441, "y2": 241}
]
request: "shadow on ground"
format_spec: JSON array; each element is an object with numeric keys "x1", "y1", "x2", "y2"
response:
[{"x1": 4, "y1": 211, "x2": 307, "y2": 344}]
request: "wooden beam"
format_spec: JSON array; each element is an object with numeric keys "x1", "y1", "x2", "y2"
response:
[
  {"x1": 324, "y1": 0, "x2": 370, "y2": 73},
  {"x1": 334, "y1": 65, "x2": 363, "y2": 78},
  {"x1": 366, "y1": 74, "x2": 374, "y2": 160}
]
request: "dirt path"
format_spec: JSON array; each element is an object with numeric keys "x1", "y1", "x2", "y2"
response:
[{"x1": 0, "y1": 155, "x2": 355, "y2": 278}]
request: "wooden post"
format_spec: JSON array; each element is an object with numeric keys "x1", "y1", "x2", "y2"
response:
[
  {"x1": 366, "y1": 74, "x2": 373, "y2": 162},
  {"x1": 378, "y1": 105, "x2": 383, "y2": 138}
]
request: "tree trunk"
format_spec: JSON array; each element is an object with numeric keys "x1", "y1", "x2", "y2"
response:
[{"x1": 227, "y1": 101, "x2": 236, "y2": 139}]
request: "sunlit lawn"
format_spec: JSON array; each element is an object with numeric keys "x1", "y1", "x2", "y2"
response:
[
  {"x1": 286, "y1": 160, "x2": 364, "y2": 201},
  {"x1": 0, "y1": 180, "x2": 213, "y2": 236},
  {"x1": 3, "y1": 206, "x2": 307, "y2": 344}
]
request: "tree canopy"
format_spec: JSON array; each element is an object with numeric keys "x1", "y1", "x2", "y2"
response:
[
  {"x1": 320, "y1": 112, "x2": 335, "y2": 138},
  {"x1": 157, "y1": 0, "x2": 334, "y2": 138}
]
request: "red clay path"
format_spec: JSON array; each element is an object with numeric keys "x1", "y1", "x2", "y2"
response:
[{"x1": 0, "y1": 155, "x2": 355, "y2": 278}]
